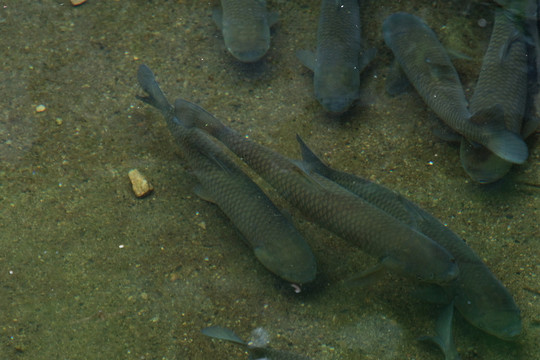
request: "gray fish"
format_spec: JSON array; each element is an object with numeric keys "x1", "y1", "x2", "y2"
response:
[
  {"x1": 136, "y1": 65, "x2": 316, "y2": 284},
  {"x1": 174, "y1": 98, "x2": 459, "y2": 284},
  {"x1": 213, "y1": 0, "x2": 278, "y2": 62},
  {"x1": 295, "y1": 136, "x2": 521, "y2": 340},
  {"x1": 202, "y1": 326, "x2": 311, "y2": 360},
  {"x1": 297, "y1": 0, "x2": 375, "y2": 114},
  {"x1": 383, "y1": 12, "x2": 528, "y2": 164},
  {"x1": 461, "y1": 5, "x2": 530, "y2": 183}
]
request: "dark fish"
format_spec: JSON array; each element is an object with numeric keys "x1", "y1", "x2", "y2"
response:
[
  {"x1": 213, "y1": 0, "x2": 278, "y2": 62},
  {"x1": 174, "y1": 98, "x2": 459, "y2": 284},
  {"x1": 295, "y1": 136, "x2": 521, "y2": 340},
  {"x1": 136, "y1": 65, "x2": 316, "y2": 284},
  {"x1": 383, "y1": 12, "x2": 528, "y2": 164},
  {"x1": 297, "y1": 0, "x2": 375, "y2": 113},
  {"x1": 461, "y1": 5, "x2": 530, "y2": 183},
  {"x1": 202, "y1": 326, "x2": 311, "y2": 360}
]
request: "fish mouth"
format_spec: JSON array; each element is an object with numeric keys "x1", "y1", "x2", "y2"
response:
[
  {"x1": 320, "y1": 98, "x2": 354, "y2": 114},
  {"x1": 229, "y1": 48, "x2": 267, "y2": 63}
]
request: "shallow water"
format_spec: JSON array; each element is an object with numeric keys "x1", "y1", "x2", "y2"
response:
[{"x1": 0, "y1": 0, "x2": 538, "y2": 359}]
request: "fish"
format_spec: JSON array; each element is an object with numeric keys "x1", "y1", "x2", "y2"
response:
[
  {"x1": 295, "y1": 135, "x2": 521, "y2": 340},
  {"x1": 173, "y1": 98, "x2": 459, "y2": 284},
  {"x1": 136, "y1": 65, "x2": 316, "y2": 284},
  {"x1": 296, "y1": 0, "x2": 375, "y2": 114},
  {"x1": 201, "y1": 326, "x2": 311, "y2": 359},
  {"x1": 383, "y1": 12, "x2": 528, "y2": 164},
  {"x1": 461, "y1": 5, "x2": 530, "y2": 183},
  {"x1": 213, "y1": 0, "x2": 278, "y2": 62}
]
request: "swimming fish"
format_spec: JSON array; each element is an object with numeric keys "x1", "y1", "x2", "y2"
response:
[
  {"x1": 383, "y1": 12, "x2": 528, "y2": 164},
  {"x1": 295, "y1": 136, "x2": 521, "y2": 340},
  {"x1": 202, "y1": 326, "x2": 311, "y2": 360},
  {"x1": 136, "y1": 65, "x2": 316, "y2": 284},
  {"x1": 297, "y1": 0, "x2": 375, "y2": 114},
  {"x1": 461, "y1": 3, "x2": 533, "y2": 183},
  {"x1": 173, "y1": 98, "x2": 459, "y2": 284},
  {"x1": 213, "y1": 0, "x2": 278, "y2": 62}
]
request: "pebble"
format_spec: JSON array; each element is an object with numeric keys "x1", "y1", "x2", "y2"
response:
[
  {"x1": 36, "y1": 104, "x2": 46, "y2": 112},
  {"x1": 71, "y1": 0, "x2": 87, "y2": 5},
  {"x1": 128, "y1": 169, "x2": 154, "y2": 198}
]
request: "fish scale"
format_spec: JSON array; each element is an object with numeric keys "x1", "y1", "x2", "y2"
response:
[
  {"x1": 137, "y1": 65, "x2": 316, "y2": 284},
  {"x1": 175, "y1": 98, "x2": 460, "y2": 284},
  {"x1": 383, "y1": 12, "x2": 528, "y2": 164},
  {"x1": 294, "y1": 135, "x2": 521, "y2": 340}
]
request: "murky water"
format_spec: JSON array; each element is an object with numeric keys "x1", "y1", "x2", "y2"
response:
[{"x1": 0, "y1": 1, "x2": 538, "y2": 359}]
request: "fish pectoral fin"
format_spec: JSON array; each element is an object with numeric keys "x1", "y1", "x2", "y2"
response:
[
  {"x1": 193, "y1": 185, "x2": 216, "y2": 204},
  {"x1": 386, "y1": 60, "x2": 412, "y2": 96},
  {"x1": 358, "y1": 47, "x2": 377, "y2": 73},
  {"x1": 267, "y1": 11, "x2": 279, "y2": 27},
  {"x1": 201, "y1": 326, "x2": 247, "y2": 346},
  {"x1": 498, "y1": 30, "x2": 523, "y2": 63},
  {"x1": 430, "y1": 113, "x2": 462, "y2": 142},
  {"x1": 295, "y1": 135, "x2": 328, "y2": 174},
  {"x1": 344, "y1": 263, "x2": 386, "y2": 287},
  {"x1": 521, "y1": 115, "x2": 540, "y2": 138},
  {"x1": 296, "y1": 50, "x2": 316, "y2": 71},
  {"x1": 426, "y1": 60, "x2": 456, "y2": 82},
  {"x1": 212, "y1": 8, "x2": 223, "y2": 30},
  {"x1": 418, "y1": 302, "x2": 461, "y2": 360}
]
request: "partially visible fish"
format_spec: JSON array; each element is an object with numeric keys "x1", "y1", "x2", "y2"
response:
[
  {"x1": 174, "y1": 98, "x2": 459, "y2": 284},
  {"x1": 383, "y1": 12, "x2": 528, "y2": 164},
  {"x1": 461, "y1": 4, "x2": 530, "y2": 183},
  {"x1": 213, "y1": 0, "x2": 278, "y2": 62},
  {"x1": 202, "y1": 326, "x2": 311, "y2": 360},
  {"x1": 295, "y1": 136, "x2": 521, "y2": 340},
  {"x1": 136, "y1": 65, "x2": 316, "y2": 284},
  {"x1": 297, "y1": 0, "x2": 375, "y2": 114}
]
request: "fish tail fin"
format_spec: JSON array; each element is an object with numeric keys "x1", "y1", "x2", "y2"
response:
[
  {"x1": 418, "y1": 302, "x2": 461, "y2": 360},
  {"x1": 470, "y1": 106, "x2": 529, "y2": 164},
  {"x1": 295, "y1": 135, "x2": 331, "y2": 176},
  {"x1": 136, "y1": 65, "x2": 173, "y2": 116},
  {"x1": 174, "y1": 98, "x2": 226, "y2": 137},
  {"x1": 485, "y1": 130, "x2": 528, "y2": 164}
]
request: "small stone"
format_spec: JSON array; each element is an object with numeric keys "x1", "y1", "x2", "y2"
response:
[
  {"x1": 128, "y1": 169, "x2": 153, "y2": 198},
  {"x1": 36, "y1": 104, "x2": 46, "y2": 112},
  {"x1": 71, "y1": 0, "x2": 88, "y2": 5}
]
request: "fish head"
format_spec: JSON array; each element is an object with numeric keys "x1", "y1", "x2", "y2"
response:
[
  {"x1": 453, "y1": 271, "x2": 522, "y2": 340},
  {"x1": 319, "y1": 97, "x2": 356, "y2": 114},
  {"x1": 382, "y1": 238, "x2": 459, "y2": 283},
  {"x1": 314, "y1": 66, "x2": 360, "y2": 114},
  {"x1": 222, "y1": 22, "x2": 270, "y2": 62},
  {"x1": 253, "y1": 242, "x2": 317, "y2": 285}
]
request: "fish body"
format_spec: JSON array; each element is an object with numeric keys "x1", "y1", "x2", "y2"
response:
[
  {"x1": 136, "y1": 65, "x2": 316, "y2": 284},
  {"x1": 383, "y1": 12, "x2": 528, "y2": 164},
  {"x1": 214, "y1": 0, "x2": 278, "y2": 62},
  {"x1": 461, "y1": 6, "x2": 530, "y2": 183},
  {"x1": 174, "y1": 99, "x2": 459, "y2": 284},
  {"x1": 297, "y1": 0, "x2": 372, "y2": 113},
  {"x1": 295, "y1": 136, "x2": 521, "y2": 340}
]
